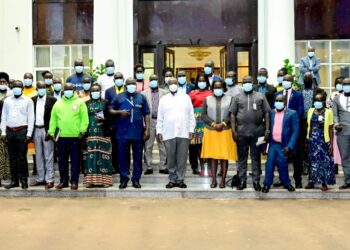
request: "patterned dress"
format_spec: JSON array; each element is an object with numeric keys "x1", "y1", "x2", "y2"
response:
[
  {"x1": 0, "y1": 98, "x2": 10, "y2": 180},
  {"x1": 308, "y1": 112, "x2": 335, "y2": 185},
  {"x1": 83, "y1": 100, "x2": 113, "y2": 186}
]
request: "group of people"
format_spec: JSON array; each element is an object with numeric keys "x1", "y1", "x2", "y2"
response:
[{"x1": 0, "y1": 47, "x2": 350, "y2": 193}]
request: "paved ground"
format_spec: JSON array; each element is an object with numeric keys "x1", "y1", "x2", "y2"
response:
[{"x1": 0, "y1": 198, "x2": 349, "y2": 250}]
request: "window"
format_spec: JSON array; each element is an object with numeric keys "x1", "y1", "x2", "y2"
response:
[
  {"x1": 34, "y1": 44, "x2": 93, "y2": 82},
  {"x1": 237, "y1": 51, "x2": 250, "y2": 84},
  {"x1": 295, "y1": 40, "x2": 350, "y2": 95}
]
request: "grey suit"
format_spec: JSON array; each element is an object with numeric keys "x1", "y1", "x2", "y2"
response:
[
  {"x1": 298, "y1": 56, "x2": 321, "y2": 85},
  {"x1": 141, "y1": 88, "x2": 167, "y2": 170}
]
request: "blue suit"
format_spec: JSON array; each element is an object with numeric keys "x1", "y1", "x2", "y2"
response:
[
  {"x1": 273, "y1": 90, "x2": 304, "y2": 120},
  {"x1": 263, "y1": 108, "x2": 300, "y2": 188},
  {"x1": 298, "y1": 56, "x2": 321, "y2": 85},
  {"x1": 208, "y1": 74, "x2": 222, "y2": 88}
]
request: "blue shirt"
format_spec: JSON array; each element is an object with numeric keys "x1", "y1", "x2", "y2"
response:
[
  {"x1": 109, "y1": 92, "x2": 150, "y2": 140},
  {"x1": 66, "y1": 73, "x2": 93, "y2": 91}
]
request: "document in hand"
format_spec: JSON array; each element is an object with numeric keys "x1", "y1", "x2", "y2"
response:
[{"x1": 119, "y1": 99, "x2": 134, "y2": 111}]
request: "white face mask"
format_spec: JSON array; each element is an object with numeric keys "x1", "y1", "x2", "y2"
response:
[{"x1": 169, "y1": 84, "x2": 178, "y2": 93}]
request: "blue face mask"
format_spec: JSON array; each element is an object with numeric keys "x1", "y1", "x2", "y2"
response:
[
  {"x1": 257, "y1": 76, "x2": 267, "y2": 84},
  {"x1": 106, "y1": 67, "x2": 115, "y2": 75},
  {"x1": 282, "y1": 81, "x2": 292, "y2": 90},
  {"x1": 64, "y1": 90, "x2": 74, "y2": 99},
  {"x1": 38, "y1": 88, "x2": 46, "y2": 97},
  {"x1": 277, "y1": 76, "x2": 284, "y2": 84},
  {"x1": 225, "y1": 78, "x2": 234, "y2": 86},
  {"x1": 214, "y1": 89, "x2": 223, "y2": 97},
  {"x1": 308, "y1": 51, "x2": 315, "y2": 58},
  {"x1": 23, "y1": 79, "x2": 33, "y2": 87},
  {"x1": 178, "y1": 77, "x2": 186, "y2": 86},
  {"x1": 114, "y1": 79, "x2": 124, "y2": 87},
  {"x1": 343, "y1": 85, "x2": 350, "y2": 93},
  {"x1": 204, "y1": 66, "x2": 212, "y2": 75},
  {"x1": 198, "y1": 81, "x2": 207, "y2": 90},
  {"x1": 136, "y1": 73, "x2": 144, "y2": 80},
  {"x1": 54, "y1": 83, "x2": 62, "y2": 92},
  {"x1": 91, "y1": 91, "x2": 100, "y2": 100},
  {"x1": 83, "y1": 83, "x2": 91, "y2": 91},
  {"x1": 314, "y1": 101, "x2": 323, "y2": 109},
  {"x1": 242, "y1": 83, "x2": 253, "y2": 92},
  {"x1": 275, "y1": 102, "x2": 285, "y2": 111},
  {"x1": 150, "y1": 80, "x2": 158, "y2": 89},
  {"x1": 13, "y1": 87, "x2": 22, "y2": 96},
  {"x1": 75, "y1": 66, "x2": 84, "y2": 74},
  {"x1": 127, "y1": 84, "x2": 136, "y2": 94},
  {"x1": 336, "y1": 84, "x2": 343, "y2": 92},
  {"x1": 44, "y1": 79, "x2": 53, "y2": 85}
]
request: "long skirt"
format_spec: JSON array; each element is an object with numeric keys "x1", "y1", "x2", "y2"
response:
[{"x1": 0, "y1": 137, "x2": 10, "y2": 180}]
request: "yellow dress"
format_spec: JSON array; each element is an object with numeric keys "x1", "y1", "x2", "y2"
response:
[{"x1": 23, "y1": 86, "x2": 37, "y2": 155}]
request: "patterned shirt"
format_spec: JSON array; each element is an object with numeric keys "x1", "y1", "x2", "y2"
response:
[{"x1": 303, "y1": 88, "x2": 314, "y2": 118}]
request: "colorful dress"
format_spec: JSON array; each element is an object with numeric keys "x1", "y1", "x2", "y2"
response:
[
  {"x1": 329, "y1": 91, "x2": 342, "y2": 165},
  {"x1": 0, "y1": 98, "x2": 11, "y2": 180},
  {"x1": 83, "y1": 100, "x2": 113, "y2": 186},
  {"x1": 189, "y1": 90, "x2": 212, "y2": 145},
  {"x1": 308, "y1": 112, "x2": 335, "y2": 185}
]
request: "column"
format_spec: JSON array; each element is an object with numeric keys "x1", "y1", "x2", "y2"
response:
[
  {"x1": 258, "y1": 0, "x2": 295, "y2": 82},
  {"x1": 93, "y1": 0, "x2": 134, "y2": 79}
]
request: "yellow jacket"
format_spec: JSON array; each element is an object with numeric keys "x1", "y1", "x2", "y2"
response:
[{"x1": 307, "y1": 108, "x2": 333, "y2": 142}]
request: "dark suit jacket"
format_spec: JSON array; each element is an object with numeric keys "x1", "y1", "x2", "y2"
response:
[
  {"x1": 273, "y1": 90, "x2": 304, "y2": 119},
  {"x1": 32, "y1": 95, "x2": 57, "y2": 132},
  {"x1": 253, "y1": 84, "x2": 276, "y2": 108},
  {"x1": 269, "y1": 108, "x2": 300, "y2": 151},
  {"x1": 105, "y1": 86, "x2": 120, "y2": 104}
]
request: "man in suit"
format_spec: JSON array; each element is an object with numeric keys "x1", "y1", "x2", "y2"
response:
[
  {"x1": 204, "y1": 60, "x2": 222, "y2": 87},
  {"x1": 262, "y1": 94, "x2": 299, "y2": 193},
  {"x1": 142, "y1": 74, "x2": 168, "y2": 175},
  {"x1": 298, "y1": 46, "x2": 321, "y2": 85},
  {"x1": 254, "y1": 67, "x2": 276, "y2": 108},
  {"x1": 177, "y1": 70, "x2": 195, "y2": 94},
  {"x1": 30, "y1": 81, "x2": 57, "y2": 189},
  {"x1": 273, "y1": 74, "x2": 304, "y2": 188}
]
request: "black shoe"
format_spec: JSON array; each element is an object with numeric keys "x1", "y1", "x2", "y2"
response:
[
  {"x1": 166, "y1": 182, "x2": 177, "y2": 189},
  {"x1": 159, "y1": 169, "x2": 169, "y2": 174},
  {"x1": 237, "y1": 182, "x2": 246, "y2": 190},
  {"x1": 273, "y1": 181, "x2": 283, "y2": 187},
  {"x1": 177, "y1": 182, "x2": 187, "y2": 189},
  {"x1": 295, "y1": 183, "x2": 303, "y2": 189},
  {"x1": 192, "y1": 169, "x2": 200, "y2": 175},
  {"x1": 339, "y1": 183, "x2": 350, "y2": 189},
  {"x1": 5, "y1": 181, "x2": 19, "y2": 189},
  {"x1": 132, "y1": 181, "x2": 141, "y2": 189},
  {"x1": 262, "y1": 186, "x2": 269, "y2": 193},
  {"x1": 144, "y1": 169, "x2": 153, "y2": 175},
  {"x1": 119, "y1": 182, "x2": 128, "y2": 189},
  {"x1": 253, "y1": 182, "x2": 262, "y2": 191},
  {"x1": 285, "y1": 185, "x2": 295, "y2": 192},
  {"x1": 21, "y1": 180, "x2": 29, "y2": 190}
]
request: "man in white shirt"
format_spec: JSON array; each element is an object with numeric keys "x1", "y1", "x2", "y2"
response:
[
  {"x1": 0, "y1": 80, "x2": 34, "y2": 189},
  {"x1": 53, "y1": 78, "x2": 63, "y2": 100},
  {"x1": 97, "y1": 59, "x2": 116, "y2": 99},
  {"x1": 156, "y1": 78, "x2": 196, "y2": 189}
]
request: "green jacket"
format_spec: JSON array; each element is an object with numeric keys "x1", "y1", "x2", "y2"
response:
[{"x1": 48, "y1": 94, "x2": 89, "y2": 138}]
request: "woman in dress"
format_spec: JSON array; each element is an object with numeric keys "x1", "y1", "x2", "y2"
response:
[
  {"x1": 201, "y1": 80, "x2": 237, "y2": 188},
  {"x1": 79, "y1": 76, "x2": 92, "y2": 102},
  {"x1": 189, "y1": 73, "x2": 212, "y2": 176},
  {"x1": 83, "y1": 84, "x2": 113, "y2": 187},
  {"x1": 305, "y1": 93, "x2": 335, "y2": 191}
]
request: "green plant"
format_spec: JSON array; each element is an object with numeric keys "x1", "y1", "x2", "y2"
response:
[
  {"x1": 87, "y1": 59, "x2": 106, "y2": 81},
  {"x1": 283, "y1": 58, "x2": 301, "y2": 88}
]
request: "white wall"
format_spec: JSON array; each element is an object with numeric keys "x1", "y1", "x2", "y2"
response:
[
  {"x1": 0, "y1": 0, "x2": 32, "y2": 80},
  {"x1": 258, "y1": 0, "x2": 295, "y2": 83},
  {"x1": 93, "y1": 0, "x2": 134, "y2": 79}
]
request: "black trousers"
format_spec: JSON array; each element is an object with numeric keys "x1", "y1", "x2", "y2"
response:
[
  {"x1": 292, "y1": 120, "x2": 305, "y2": 185},
  {"x1": 6, "y1": 128, "x2": 29, "y2": 181},
  {"x1": 111, "y1": 129, "x2": 120, "y2": 173},
  {"x1": 189, "y1": 144, "x2": 202, "y2": 171}
]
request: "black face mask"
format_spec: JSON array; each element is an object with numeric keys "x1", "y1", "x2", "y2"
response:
[{"x1": 304, "y1": 79, "x2": 313, "y2": 86}]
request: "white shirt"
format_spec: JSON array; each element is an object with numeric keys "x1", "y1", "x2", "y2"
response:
[
  {"x1": 53, "y1": 91, "x2": 62, "y2": 100},
  {"x1": 97, "y1": 74, "x2": 115, "y2": 98},
  {"x1": 1, "y1": 95, "x2": 34, "y2": 136},
  {"x1": 35, "y1": 95, "x2": 46, "y2": 126},
  {"x1": 156, "y1": 92, "x2": 196, "y2": 141},
  {"x1": 339, "y1": 94, "x2": 350, "y2": 111}
]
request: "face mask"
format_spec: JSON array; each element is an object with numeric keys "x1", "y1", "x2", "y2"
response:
[
  {"x1": 204, "y1": 66, "x2": 212, "y2": 75},
  {"x1": 149, "y1": 80, "x2": 158, "y2": 89},
  {"x1": 83, "y1": 83, "x2": 91, "y2": 91},
  {"x1": 75, "y1": 66, "x2": 84, "y2": 74},
  {"x1": 106, "y1": 67, "x2": 115, "y2": 75},
  {"x1": 91, "y1": 91, "x2": 100, "y2": 100},
  {"x1": 44, "y1": 79, "x2": 53, "y2": 85},
  {"x1": 23, "y1": 79, "x2": 33, "y2": 87},
  {"x1": 343, "y1": 85, "x2": 350, "y2": 93},
  {"x1": 136, "y1": 73, "x2": 144, "y2": 80},
  {"x1": 257, "y1": 76, "x2": 267, "y2": 84},
  {"x1": 64, "y1": 90, "x2": 74, "y2": 99},
  {"x1": 54, "y1": 83, "x2": 62, "y2": 92},
  {"x1": 303, "y1": 79, "x2": 313, "y2": 86},
  {"x1": 178, "y1": 77, "x2": 186, "y2": 86},
  {"x1": 127, "y1": 84, "x2": 136, "y2": 94},
  {"x1": 314, "y1": 101, "x2": 323, "y2": 109},
  {"x1": 242, "y1": 83, "x2": 253, "y2": 93},
  {"x1": 165, "y1": 77, "x2": 171, "y2": 84},
  {"x1": 38, "y1": 88, "x2": 46, "y2": 97},
  {"x1": 114, "y1": 79, "x2": 124, "y2": 87},
  {"x1": 275, "y1": 102, "x2": 285, "y2": 111},
  {"x1": 282, "y1": 81, "x2": 292, "y2": 90},
  {"x1": 308, "y1": 51, "x2": 315, "y2": 58},
  {"x1": 0, "y1": 85, "x2": 7, "y2": 91},
  {"x1": 277, "y1": 76, "x2": 284, "y2": 84},
  {"x1": 336, "y1": 84, "x2": 343, "y2": 92},
  {"x1": 225, "y1": 78, "x2": 234, "y2": 86},
  {"x1": 198, "y1": 81, "x2": 207, "y2": 90},
  {"x1": 13, "y1": 87, "x2": 22, "y2": 96},
  {"x1": 169, "y1": 84, "x2": 178, "y2": 93},
  {"x1": 214, "y1": 89, "x2": 223, "y2": 97}
]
